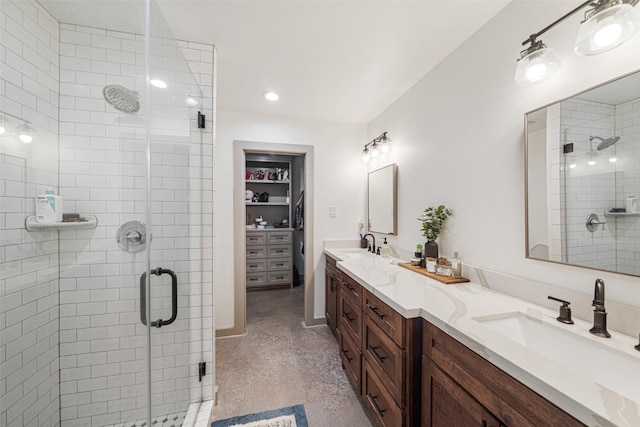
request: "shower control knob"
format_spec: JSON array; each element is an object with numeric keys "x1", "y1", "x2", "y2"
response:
[{"x1": 116, "y1": 220, "x2": 147, "y2": 253}]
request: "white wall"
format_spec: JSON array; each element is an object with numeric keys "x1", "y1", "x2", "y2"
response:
[
  {"x1": 214, "y1": 110, "x2": 366, "y2": 328},
  {"x1": 367, "y1": 1, "x2": 640, "y2": 306}
]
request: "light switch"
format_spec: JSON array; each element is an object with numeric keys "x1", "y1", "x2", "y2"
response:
[{"x1": 329, "y1": 205, "x2": 337, "y2": 218}]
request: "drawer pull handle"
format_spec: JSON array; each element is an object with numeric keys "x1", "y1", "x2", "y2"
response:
[
  {"x1": 367, "y1": 304, "x2": 386, "y2": 320},
  {"x1": 344, "y1": 312, "x2": 354, "y2": 322},
  {"x1": 368, "y1": 394, "x2": 386, "y2": 417},
  {"x1": 370, "y1": 345, "x2": 387, "y2": 363},
  {"x1": 345, "y1": 284, "x2": 355, "y2": 292},
  {"x1": 250, "y1": 264, "x2": 258, "y2": 268},
  {"x1": 276, "y1": 276, "x2": 284, "y2": 280},
  {"x1": 342, "y1": 349, "x2": 353, "y2": 362},
  {"x1": 249, "y1": 251, "x2": 258, "y2": 255},
  {"x1": 249, "y1": 278, "x2": 258, "y2": 282},
  {"x1": 275, "y1": 263, "x2": 284, "y2": 267}
]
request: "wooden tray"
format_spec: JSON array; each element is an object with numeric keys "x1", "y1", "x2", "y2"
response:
[{"x1": 397, "y1": 262, "x2": 470, "y2": 285}]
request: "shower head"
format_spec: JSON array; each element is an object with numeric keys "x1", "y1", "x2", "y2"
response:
[
  {"x1": 103, "y1": 85, "x2": 140, "y2": 113},
  {"x1": 590, "y1": 135, "x2": 620, "y2": 151}
]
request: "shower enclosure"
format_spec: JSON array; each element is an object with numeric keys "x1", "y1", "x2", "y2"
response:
[
  {"x1": 559, "y1": 96, "x2": 639, "y2": 274},
  {"x1": 1, "y1": 0, "x2": 215, "y2": 426}
]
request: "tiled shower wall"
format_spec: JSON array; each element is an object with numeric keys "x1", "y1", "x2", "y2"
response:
[
  {"x1": 560, "y1": 98, "x2": 616, "y2": 271},
  {"x1": 0, "y1": 1, "x2": 61, "y2": 427},
  {"x1": 614, "y1": 98, "x2": 640, "y2": 275},
  {"x1": 57, "y1": 24, "x2": 214, "y2": 426},
  {"x1": 551, "y1": 97, "x2": 640, "y2": 275}
]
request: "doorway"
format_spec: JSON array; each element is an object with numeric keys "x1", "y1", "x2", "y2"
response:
[{"x1": 224, "y1": 141, "x2": 316, "y2": 336}]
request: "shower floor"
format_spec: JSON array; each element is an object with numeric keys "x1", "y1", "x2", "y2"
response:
[{"x1": 105, "y1": 411, "x2": 186, "y2": 427}]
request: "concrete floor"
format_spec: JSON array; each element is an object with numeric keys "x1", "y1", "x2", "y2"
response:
[{"x1": 212, "y1": 286, "x2": 372, "y2": 427}]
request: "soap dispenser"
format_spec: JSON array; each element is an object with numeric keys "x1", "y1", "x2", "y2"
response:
[
  {"x1": 381, "y1": 238, "x2": 391, "y2": 258},
  {"x1": 451, "y1": 251, "x2": 462, "y2": 278}
]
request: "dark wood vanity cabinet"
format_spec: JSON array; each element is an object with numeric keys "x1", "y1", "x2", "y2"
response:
[
  {"x1": 339, "y1": 272, "x2": 364, "y2": 393},
  {"x1": 362, "y1": 290, "x2": 421, "y2": 427},
  {"x1": 422, "y1": 320, "x2": 585, "y2": 427},
  {"x1": 325, "y1": 257, "x2": 342, "y2": 338}
]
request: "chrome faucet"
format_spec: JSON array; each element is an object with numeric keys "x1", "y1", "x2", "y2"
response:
[
  {"x1": 589, "y1": 279, "x2": 611, "y2": 338},
  {"x1": 363, "y1": 233, "x2": 376, "y2": 254}
]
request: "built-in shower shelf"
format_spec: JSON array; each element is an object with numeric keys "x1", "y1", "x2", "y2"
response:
[
  {"x1": 25, "y1": 215, "x2": 98, "y2": 232},
  {"x1": 604, "y1": 209, "x2": 640, "y2": 217}
]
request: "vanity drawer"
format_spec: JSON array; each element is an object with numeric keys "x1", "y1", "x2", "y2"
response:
[
  {"x1": 267, "y1": 257, "x2": 291, "y2": 271},
  {"x1": 267, "y1": 231, "x2": 291, "y2": 244},
  {"x1": 340, "y1": 328, "x2": 362, "y2": 394},
  {"x1": 246, "y1": 259, "x2": 267, "y2": 272},
  {"x1": 246, "y1": 272, "x2": 267, "y2": 287},
  {"x1": 246, "y1": 232, "x2": 266, "y2": 245},
  {"x1": 364, "y1": 315, "x2": 405, "y2": 406},
  {"x1": 340, "y1": 291, "x2": 362, "y2": 346},
  {"x1": 268, "y1": 244, "x2": 291, "y2": 258},
  {"x1": 246, "y1": 246, "x2": 266, "y2": 259},
  {"x1": 341, "y1": 274, "x2": 363, "y2": 306},
  {"x1": 365, "y1": 290, "x2": 404, "y2": 347},
  {"x1": 363, "y1": 359, "x2": 403, "y2": 427},
  {"x1": 267, "y1": 271, "x2": 291, "y2": 284}
]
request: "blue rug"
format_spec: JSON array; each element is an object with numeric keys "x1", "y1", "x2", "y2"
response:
[{"x1": 212, "y1": 404, "x2": 308, "y2": 427}]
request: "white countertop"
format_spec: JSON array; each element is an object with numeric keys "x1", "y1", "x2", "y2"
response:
[{"x1": 324, "y1": 246, "x2": 640, "y2": 427}]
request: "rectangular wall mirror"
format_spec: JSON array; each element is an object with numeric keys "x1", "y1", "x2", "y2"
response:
[
  {"x1": 525, "y1": 70, "x2": 640, "y2": 277},
  {"x1": 368, "y1": 163, "x2": 397, "y2": 235}
]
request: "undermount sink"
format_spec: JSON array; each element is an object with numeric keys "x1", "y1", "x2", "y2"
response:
[{"x1": 473, "y1": 311, "x2": 640, "y2": 402}]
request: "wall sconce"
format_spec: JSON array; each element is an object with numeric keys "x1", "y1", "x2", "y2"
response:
[
  {"x1": 362, "y1": 132, "x2": 390, "y2": 162},
  {"x1": 0, "y1": 111, "x2": 37, "y2": 143},
  {"x1": 516, "y1": 0, "x2": 640, "y2": 86}
]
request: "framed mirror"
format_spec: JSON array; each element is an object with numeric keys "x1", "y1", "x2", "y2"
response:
[
  {"x1": 368, "y1": 163, "x2": 397, "y2": 235},
  {"x1": 525, "y1": 70, "x2": 640, "y2": 276}
]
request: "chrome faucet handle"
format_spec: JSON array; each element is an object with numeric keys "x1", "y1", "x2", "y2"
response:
[{"x1": 548, "y1": 296, "x2": 574, "y2": 324}]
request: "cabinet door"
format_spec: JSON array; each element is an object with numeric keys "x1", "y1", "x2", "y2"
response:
[
  {"x1": 325, "y1": 262, "x2": 340, "y2": 335},
  {"x1": 422, "y1": 357, "x2": 503, "y2": 427}
]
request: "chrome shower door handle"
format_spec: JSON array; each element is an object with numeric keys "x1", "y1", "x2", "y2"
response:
[{"x1": 140, "y1": 267, "x2": 178, "y2": 328}]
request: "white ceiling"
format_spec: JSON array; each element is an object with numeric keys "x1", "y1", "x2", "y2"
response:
[{"x1": 38, "y1": 0, "x2": 512, "y2": 124}]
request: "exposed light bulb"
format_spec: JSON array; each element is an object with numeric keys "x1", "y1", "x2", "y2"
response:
[
  {"x1": 569, "y1": 163, "x2": 577, "y2": 169},
  {"x1": 588, "y1": 159, "x2": 596, "y2": 166},
  {"x1": 609, "y1": 157, "x2": 617, "y2": 163},
  {"x1": 575, "y1": 3, "x2": 640, "y2": 55},
  {"x1": 594, "y1": 23, "x2": 623, "y2": 47},
  {"x1": 0, "y1": 126, "x2": 5, "y2": 134},
  {"x1": 380, "y1": 136, "x2": 390, "y2": 154},
  {"x1": 515, "y1": 41, "x2": 561, "y2": 86},
  {"x1": 19, "y1": 134, "x2": 33, "y2": 143},
  {"x1": 150, "y1": 79, "x2": 167, "y2": 88},
  {"x1": 370, "y1": 143, "x2": 380, "y2": 158},
  {"x1": 362, "y1": 148, "x2": 370, "y2": 162}
]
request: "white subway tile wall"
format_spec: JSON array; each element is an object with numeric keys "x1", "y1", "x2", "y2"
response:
[
  {"x1": 1, "y1": 1, "x2": 61, "y2": 427},
  {"x1": 553, "y1": 98, "x2": 640, "y2": 274},
  {"x1": 1, "y1": 1, "x2": 214, "y2": 426},
  {"x1": 57, "y1": 24, "x2": 214, "y2": 427}
]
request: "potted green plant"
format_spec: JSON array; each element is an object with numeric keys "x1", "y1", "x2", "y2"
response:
[{"x1": 418, "y1": 205, "x2": 453, "y2": 258}]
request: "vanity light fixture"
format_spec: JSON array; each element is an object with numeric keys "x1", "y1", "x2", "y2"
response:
[
  {"x1": 515, "y1": 0, "x2": 640, "y2": 86},
  {"x1": 361, "y1": 132, "x2": 391, "y2": 163}
]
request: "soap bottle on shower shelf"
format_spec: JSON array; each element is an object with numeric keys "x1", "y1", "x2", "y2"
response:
[
  {"x1": 451, "y1": 251, "x2": 462, "y2": 278},
  {"x1": 380, "y1": 238, "x2": 391, "y2": 258},
  {"x1": 35, "y1": 188, "x2": 63, "y2": 224}
]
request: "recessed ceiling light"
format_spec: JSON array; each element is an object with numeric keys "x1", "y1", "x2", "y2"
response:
[
  {"x1": 150, "y1": 79, "x2": 167, "y2": 89},
  {"x1": 262, "y1": 91, "x2": 279, "y2": 101}
]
